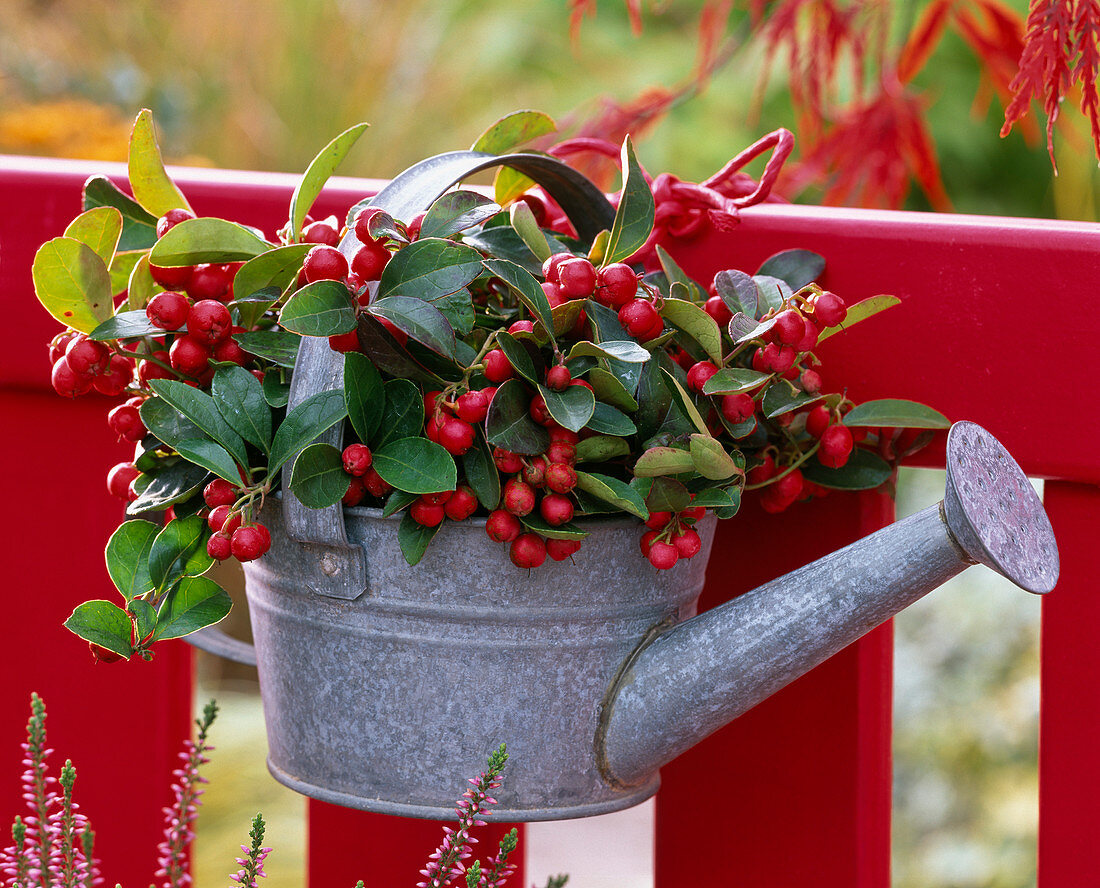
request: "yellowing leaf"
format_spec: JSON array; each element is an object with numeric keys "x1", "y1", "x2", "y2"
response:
[
  {"x1": 128, "y1": 109, "x2": 192, "y2": 217},
  {"x1": 64, "y1": 207, "x2": 123, "y2": 267},
  {"x1": 32, "y1": 237, "x2": 113, "y2": 333}
]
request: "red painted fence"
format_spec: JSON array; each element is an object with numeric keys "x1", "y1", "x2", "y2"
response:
[{"x1": 1, "y1": 155, "x2": 1095, "y2": 888}]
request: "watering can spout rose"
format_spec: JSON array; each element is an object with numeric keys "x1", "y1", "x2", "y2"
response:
[{"x1": 191, "y1": 418, "x2": 1057, "y2": 821}]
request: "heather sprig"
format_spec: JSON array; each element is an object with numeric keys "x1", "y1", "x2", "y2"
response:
[
  {"x1": 229, "y1": 815, "x2": 270, "y2": 888},
  {"x1": 476, "y1": 828, "x2": 518, "y2": 888},
  {"x1": 153, "y1": 701, "x2": 218, "y2": 888}
]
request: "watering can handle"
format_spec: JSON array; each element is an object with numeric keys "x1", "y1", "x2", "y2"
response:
[
  {"x1": 184, "y1": 625, "x2": 258, "y2": 666},
  {"x1": 282, "y1": 150, "x2": 617, "y2": 598}
]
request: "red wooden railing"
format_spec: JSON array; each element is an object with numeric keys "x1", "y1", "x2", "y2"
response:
[{"x1": 2, "y1": 155, "x2": 1095, "y2": 888}]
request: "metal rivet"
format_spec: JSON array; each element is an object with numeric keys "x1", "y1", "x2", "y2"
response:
[{"x1": 320, "y1": 552, "x2": 341, "y2": 577}]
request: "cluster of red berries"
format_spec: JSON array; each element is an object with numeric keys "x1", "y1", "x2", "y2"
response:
[
  {"x1": 201, "y1": 479, "x2": 271, "y2": 563},
  {"x1": 639, "y1": 508, "x2": 706, "y2": 570},
  {"x1": 540, "y1": 254, "x2": 666, "y2": 342}
]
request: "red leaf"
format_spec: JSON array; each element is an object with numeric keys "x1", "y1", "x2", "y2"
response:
[
  {"x1": 1072, "y1": 0, "x2": 1100, "y2": 158},
  {"x1": 897, "y1": 0, "x2": 954, "y2": 84}
]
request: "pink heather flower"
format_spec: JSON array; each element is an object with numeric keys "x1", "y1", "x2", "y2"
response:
[{"x1": 229, "y1": 815, "x2": 269, "y2": 888}]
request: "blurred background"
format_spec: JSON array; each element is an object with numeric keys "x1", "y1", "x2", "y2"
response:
[{"x1": 1, "y1": 1, "x2": 1074, "y2": 885}]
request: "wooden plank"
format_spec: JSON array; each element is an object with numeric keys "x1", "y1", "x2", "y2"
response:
[{"x1": 1038, "y1": 481, "x2": 1100, "y2": 887}]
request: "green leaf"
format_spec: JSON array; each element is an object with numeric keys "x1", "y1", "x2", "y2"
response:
[
  {"x1": 486, "y1": 378, "x2": 550, "y2": 455},
  {"x1": 588, "y1": 367, "x2": 639, "y2": 411},
  {"x1": 802, "y1": 448, "x2": 894, "y2": 490},
  {"x1": 32, "y1": 237, "x2": 113, "y2": 334},
  {"x1": 714, "y1": 269, "x2": 759, "y2": 318},
  {"x1": 109, "y1": 250, "x2": 144, "y2": 296},
  {"x1": 753, "y1": 275, "x2": 792, "y2": 315},
  {"x1": 140, "y1": 396, "x2": 204, "y2": 449},
  {"x1": 817, "y1": 295, "x2": 901, "y2": 343},
  {"x1": 269, "y1": 389, "x2": 348, "y2": 474},
  {"x1": 575, "y1": 435, "x2": 631, "y2": 462},
  {"x1": 645, "y1": 476, "x2": 692, "y2": 512},
  {"x1": 692, "y1": 486, "x2": 742, "y2": 512},
  {"x1": 574, "y1": 471, "x2": 649, "y2": 519},
  {"x1": 373, "y1": 379, "x2": 424, "y2": 450},
  {"x1": 290, "y1": 122, "x2": 369, "y2": 239},
  {"x1": 660, "y1": 298, "x2": 723, "y2": 363},
  {"x1": 520, "y1": 514, "x2": 589, "y2": 540},
  {"x1": 212, "y1": 365, "x2": 272, "y2": 451},
  {"x1": 82, "y1": 175, "x2": 157, "y2": 252},
  {"x1": 420, "y1": 190, "x2": 501, "y2": 239},
  {"x1": 280, "y1": 280, "x2": 356, "y2": 336},
  {"x1": 154, "y1": 576, "x2": 232, "y2": 640},
  {"x1": 373, "y1": 437, "x2": 457, "y2": 494},
  {"x1": 148, "y1": 516, "x2": 213, "y2": 592},
  {"x1": 234, "y1": 330, "x2": 301, "y2": 368},
  {"x1": 344, "y1": 352, "x2": 385, "y2": 444},
  {"x1": 64, "y1": 601, "x2": 133, "y2": 657},
  {"x1": 126, "y1": 460, "x2": 209, "y2": 515},
  {"x1": 634, "y1": 446, "x2": 695, "y2": 477},
  {"x1": 462, "y1": 429, "x2": 501, "y2": 510},
  {"x1": 481, "y1": 258, "x2": 555, "y2": 335},
  {"x1": 130, "y1": 599, "x2": 158, "y2": 643},
  {"x1": 125, "y1": 254, "x2": 158, "y2": 311},
  {"x1": 263, "y1": 372, "x2": 291, "y2": 407},
  {"x1": 473, "y1": 109, "x2": 556, "y2": 153},
  {"x1": 377, "y1": 238, "x2": 483, "y2": 303},
  {"x1": 105, "y1": 520, "x2": 160, "y2": 601},
  {"x1": 551, "y1": 299, "x2": 588, "y2": 338},
  {"x1": 603, "y1": 137, "x2": 655, "y2": 265},
  {"x1": 701, "y1": 368, "x2": 770, "y2": 396},
  {"x1": 461, "y1": 226, "x2": 540, "y2": 276},
  {"x1": 288, "y1": 442, "x2": 349, "y2": 508},
  {"x1": 661, "y1": 369, "x2": 709, "y2": 435},
  {"x1": 382, "y1": 489, "x2": 419, "y2": 518},
  {"x1": 538, "y1": 384, "x2": 595, "y2": 433},
  {"x1": 173, "y1": 438, "x2": 242, "y2": 483},
  {"x1": 232, "y1": 244, "x2": 313, "y2": 327},
  {"x1": 150, "y1": 217, "x2": 271, "y2": 266},
  {"x1": 732, "y1": 315, "x2": 779, "y2": 344},
  {"x1": 397, "y1": 511, "x2": 441, "y2": 566},
  {"x1": 128, "y1": 109, "x2": 192, "y2": 216},
  {"x1": 762, "y1": 383, "x2": 822, "y2": 418},
  {"x1": 149, "y1": 380, "x2": 249, "y2": 468},
  {"x1": 586, "y1": 401, "x2": 636, "y2": 436},
  {"x1": 656, "y1": 246, "x2": 704, "y2": 301},
  {"x1": 841, "y1": 399, "x2": 950, "y2": 429},
  {"x1": 365, "y1": 210, "x2": 406, "y2": 243},
  {"x1": 587, "y1": 229, "x2": 611, "y2": 267},
  {"x1": 89, "y1": 309, "x2": 161, "y2": 341},
  {"x1": 509, "y1": 201, "x2": 550, "y2": 262},
  {"x1": 64, "y1": 207, "x2": 123, "y2": 267},
  {"x1": 567, "y1": 340, "x2": 651, "y2": 363},
  {"x1": 369, "y1": 295, "x2": 456, "y2": 358},
  {"x1": 689, "y1": 434, "x2": 741, "y2": 480},
  {"x1": 756, "y1": 249, "x2": 826, "y2": 290},
  {"x1": 495, "y1": 331, "x2": 540, "y2": 384}
]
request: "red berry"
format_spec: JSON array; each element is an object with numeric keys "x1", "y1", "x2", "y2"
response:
[
  {"x1": 640, "y1": 529, "x2": 658, "y2": 556},
  {"x1": 549, "y1": 427, "x2": 579, "y2": 444},
  {"x1": 508, "y1": 320, "x2": 535, "y2": 335},
  {"x1": 421, "y1": 488, "x2": 454, "y2": 507},
  {"x1": 410, "y1": 500, "x2": 446, "y2": 527},
  {"x1": 545, "y1": 441, "x2": 577, "y2": 466},
  {"x1": 137, "y1": 351, "x2": 173, "y2": 387},
  {"x1": 761, "y1": 468, "x2": 804, "y2": 513},
  {"x1": 208, "y1": 505, "x2": 242, "y2": 534},
  {"x1": 596, "y1": 263, "x2": 638, "y2": 308},
  {"x1": 539, "y1": 493, "x2": 574, "y2": 526},
  {"x1": 558, "y1": 257, "x2": 597, "y2": 298},
  {"x1": 493, "y1": 448, "x2": 524, "y2": 474},
  {"x1": 618, "y1": 299, "x2": 660, "y2": 339},
  {"x1": 483, "y1": 349, "x2": 514, "y2": 383},
  {"x1": 720, "y1": 392, "x2": 755, "y2": 424},
  {"x1": 544, "y1": 462, "x2": 577, "y2": 493},
  {"x1": 546, "y1": 365, "x2": 571, "y2": 391},
  {"x1": 146, "y1": 291, "x2": 191, "y2": 331},
  {"x1": 212, "y1": 335, "x2": 250, "y2": 366},
  {"x1": 231, "y1": 524, "x2": 270, "y2": 561},
  {"x1": 106, "y1": 462, "x2": 139, "y2": 500},
  {"x1": 704, "y1": 295, "x2": 733, "y2": 325},
  {"x1": 444, "y1": 486, "x2": 479, "y2": 521},
  {"x1": 303, "y1": 245, "x2": 349, "y2": 283},
  {"x1": 647, "y1": 541, "x2": 679, "y2": 570},
  {"x1": 351, "y1": 242, "x2": 390, "y2": 281},
  {"x1": 342, "y1": 443, "x2": 373, "y2": 476},
  {"x1": 405, "y1": 211, "x2": 426, "y2": 240},
  {"x1": 169, "y1": 336, "x2": 210, "y2": 376},
  {"x1": 207, "y1": 532, "x2": 233, "y2": 561},
  {"x1": 108, "y1": 404, "x2": 146, "y2": 442},
  {"x1": 204, "y1": 478, "x2": 238, "y2": 508},
  {"x1": 797, "y1": 319, "x2": 821, "y2": 353},
  {"x1": 343, "y1": 477, "x2": 367, "y2": 506},
  {"x1": 645, "y1": 511, "x2": 672, "y2": 530},
  {"x1": 686, "y1": 361, "x2": 720, "y2": 394},
  {"x1": 302, "y1": 219, "x2": 340, "y2": 246},
  {"x1": 523, "y1": 457, "x2": 548, "y2": 488},
  {"x1": 546, "y1": 538, "x2": 582, "y2": 561},
  {"x1": 438, "y1": 418, "x2": 475, "y2": 456},
  {"x1": 51, "y1": 357, "x2": 93, "y2": 397},
  {"x1": 363, "y1": 467, "x2": 393, "y2": 498},
  {"x1": 93, "y1": 355, "x2": 135, "y2": 396},
  {"x1": 187, "y1": 263, "x2": 234, "y2": 302},
  {"x1": 509, "y1": 533, "x2": 547, "y2": 569},
  {"x1": 800, "y1": 368, "x2": 822, "y2": 393},
  {"x1": 541, "y1": 253, "x2": 574, "y2": 284},
  {"x1": 156, "y1": 208, "x2": 195, "y2": 239},
  {"x1": 66, "y1": 336, "x2": 111, "y2": 378},
  {"x1": 771, "y1": 309, "x2": 806, "y2": 346},
  {"x1": 755, "y1": 342, "x2": 796, "y2": 374},
  {"x1": 672, "y1": 528, "x2": 702, "y2": 559},
  {"x1": 806, "y1": 405, "x2": 831, "y2": 439},
  {"x1": 187, "y1": 300, "x2": 232, "y2": 346},
  {"x1": 485, "y1": 509, "x2": 521, "y2": 543},
  {"x1": 812, "y1": 291, "x2": 847, "y2": 327},
  {"x1": 541, "y1": 281, "x2": 566, "y2": 308},
  {"x1": 681, "y1": 505, "x2": 706, "y2": 521},
  {"x1": 150, "y1": 262, "x2": 193, "y2": 289},
  {"x1": 328, "y1": 330, "x2": 361, "y2": 353},
  {"x1": 455, "y1": 390, "x2": 489, "y2": 424},
  {"x1": 353, "y1": 206, "x2": 385, "y2": 244},
  {"x1": 819, "y1": 424, "x2": 855, "y2": 468},
  {"x1": 503, "y1": 479, "x2": 536, "y2": 516},
  {"x1": 747, "y1": 454, "x2": 777, "y2": 485},
  {"x1": 529, "y1": 394, "x2": 554, "y2": 427}
]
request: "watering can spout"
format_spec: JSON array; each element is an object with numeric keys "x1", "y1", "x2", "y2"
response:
[{"x1": 599, "y1": 421, "x2": 1059, "y2": 789}]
